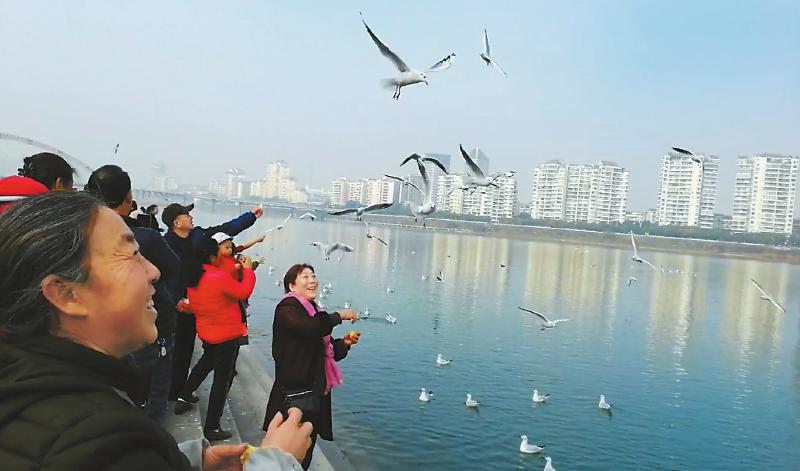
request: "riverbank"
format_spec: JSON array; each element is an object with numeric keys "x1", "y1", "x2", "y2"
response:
[{"x1": 363, "y1": 214, "x2": 800, "y2": 263}]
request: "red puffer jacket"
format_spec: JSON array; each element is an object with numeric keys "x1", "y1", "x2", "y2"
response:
[{"x1": 187, "y1": 264, "x2": 256, "y2": 344}]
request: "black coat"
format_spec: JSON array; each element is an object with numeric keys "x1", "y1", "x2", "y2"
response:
[
  {"x1": 0, "y1": 336, "x2": 191, "y2": 470},
  {"x1": 263, "y1": 297, "x2": 349, "y2": 441}
]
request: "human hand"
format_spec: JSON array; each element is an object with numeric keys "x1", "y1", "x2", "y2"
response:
[
  {"x1": 255, "y1": 235, "x2": 265, "y2": 243},
  {"x1": 176, "y1": 298, "x2": 192, "y2": 314},
  {"x1": 338, "y1": 309, "x2": 358, "y2": 323},
  {"x1": 240, "y1": 256, "x2": 254, "y2": 270},
  {"x1": 344, "y1": 331, "x2": 361, "y2": 346},
  {"x1": 202, "y1": 444, "x2": 247, "y2": 471},
  {"x1": 252, "y1": 206, "x2": 264, "y2": 218},
  {"x1": 261, "y1": 408, "x2": 313, "y2": 462}
]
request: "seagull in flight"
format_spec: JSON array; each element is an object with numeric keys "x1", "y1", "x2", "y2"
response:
[
  {"x1": 671, "y1": 146, "x2": 703, "y2": 164},
  {"x1": 385, "y1": 154, "x2": 439, "y2": 225},
  {"x1": 532, "y1": 389, "x2": 550, "y2": 403},
  {"x1": 627, "y1": 277, "x2": 638, "y2": 287},
  {"x1": 750, "y1": 279, "x2": 786, "y2": 312},
  {"x1": 298, "y1": 212, "x2": 316, "y2": 221},
  {"x1": 518, "y1": 306, "x2": 571, "y2": 330},
  {"x1": 480, "y1": 29, "x2": 508, "y2": 78},
  {"x1": 465, "y1": 394, "x2": 479, "y2": 408},
  {"x1": 311, "y1": 242, "x2": 354, "y2": 261},
  {"x1": 114, "y1": 143, "x2": 119, "y2": 154},
  {"x1": 519, "y1": 436, "x2": 544, "y2": 454},
  {"x1": 264, "y1": 213, "x2": 291, "y2": 234},
  {"x1": 451, "y1": 145, "x2": 502, "y2": 193},
  {"x1": 328, "y1": 202, "x2": 393, "y2": 221},
  {"x1": 360, "y1": 13, "x2": 454, "y2": 100},
  {"x1": 364, "y1": 221, "x2": 389, "y2": 246},
  {"x1": 630, "y1": 231, "x2": 658, "y2": 270},
  {"x1": 435, "y1": 271, "x2": 444, "y2": 283}
]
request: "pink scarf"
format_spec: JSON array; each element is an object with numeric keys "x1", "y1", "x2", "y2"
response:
[{"x1": 284, "y1": 292, "x2": 344, "y2": 394}]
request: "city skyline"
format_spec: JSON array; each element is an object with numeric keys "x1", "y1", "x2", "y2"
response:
[{"x1": 0, "y1": 2, "x2": 796, "y2": 214}]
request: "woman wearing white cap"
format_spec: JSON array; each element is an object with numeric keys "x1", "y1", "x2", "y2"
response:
[{"x1": 176, "y1": 235, "x2": 258, "y2": 441}]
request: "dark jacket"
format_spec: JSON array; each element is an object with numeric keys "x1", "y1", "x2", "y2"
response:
[
  {"x1": 264, "y1": 297, "x2": 349, "y2": 441},
  {"x1": 137, "y1": 212, "x2": 163, "y2": 232},
  {"x1": 122, "y1": 216, "x2": 180, "y2": 339},
  {"x1": 0, "y1": 336, "x2": 191, "y2": 470},
  {"x1": 164, "y1": 211, "x2": 257, "y2": 303}
]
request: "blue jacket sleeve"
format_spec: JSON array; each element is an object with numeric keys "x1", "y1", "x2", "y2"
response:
[{"x1": 200, "y1": 212, "x2": 257, "y2": 240}]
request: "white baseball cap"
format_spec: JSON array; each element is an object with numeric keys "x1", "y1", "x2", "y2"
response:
[{"x1": 211, "y1": 232, "x2": 233, "y2": 244}]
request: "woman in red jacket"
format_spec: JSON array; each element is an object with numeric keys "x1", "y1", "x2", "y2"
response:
[{"x1": 178, "y1": 236, "x2": 256, "y2": 441}]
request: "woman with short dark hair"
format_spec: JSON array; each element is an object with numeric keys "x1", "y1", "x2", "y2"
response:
[
  {"x1": 263, "y1": 263, "x2": 361, "y2": 469},
  {"x1": 17, "y1": 152, "x2": 75, "y2": 191}
]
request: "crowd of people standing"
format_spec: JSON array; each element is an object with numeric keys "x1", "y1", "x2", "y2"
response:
[{"x1": 0, "y1": 152, "x2": 361, "y2": 470}]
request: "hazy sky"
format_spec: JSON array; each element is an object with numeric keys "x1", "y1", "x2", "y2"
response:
[{"x1": 1, "y1": 1, "x2": 798, "y2": 211}]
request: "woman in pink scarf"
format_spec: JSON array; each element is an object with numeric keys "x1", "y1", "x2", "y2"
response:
[{"x1": 263, "y1": 263, "x2": 359, "y2": 469}]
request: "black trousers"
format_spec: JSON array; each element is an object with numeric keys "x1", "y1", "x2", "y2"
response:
[
  {"x1": 181, "y1": 339, "x2": 239, "y2": 431},
  {"x1": 169, "y1": 314, "x2": 196, "y2": 400}
]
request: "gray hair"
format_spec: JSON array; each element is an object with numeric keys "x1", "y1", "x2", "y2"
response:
[{"x1": 0, "y1": 191, "x2": 101, "y2": 339}]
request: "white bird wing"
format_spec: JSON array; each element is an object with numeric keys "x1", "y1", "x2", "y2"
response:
[
  {"x1": 518, "y1": 306, "x2": 551, "y2": 323},
  {"x1": 330, "y1": 243, "x2": 354, "y2": 254},
  {"x1": 361, "y1": 15, "x2": 409, "y2": 72},
  {"x1": 459, "y1": 144, "x2": 487, "y2": 179},
  {"x1": 363, "y1": 202, "x2": 393, "y2": 213},
  {"x1": 750, "y1": 279, "x2": 769, "y2": 298},
  {"x1": 553, "y1": 319, "x2": 571, "y2": 324},
  {"x1": 311, "y1": 242, "x2": 328, "y2": 252},
  {"x1": 482, "y1": 28, "x2": 490, "y2": 56},
  {"x1": 641, "y1": 258, "x2": 659, "y2": 270},
  {"x1": 488, "y1": 57, "x2": 508, "y2": 78},
  {"x1": 385, "y1": 174, "x2": 423, "y2": 195},
  {"x1": 770, "y1": 298, "x2": 787, "y2": 312},
  {"x1": 372, "y1": 235, "x2": 389, "y2": 246},
  {"x1": 416, "y1": 159, "x2": 432, "y2": 201},
  {"x1": 629, "y1": 231, "x2": 639, "y2": 257},
  {"x1": 265, "y1": 213, "x2": 292, "y2": 233},
  {"x1": 427, "y1": 53, "x2": 455, "y2": 72},
  {"x1": 299, "y1": 212, "x2": 315, "y2": 220},
  {"x1": 328, "y1": 208, "x2": 358, "y2": 216}
]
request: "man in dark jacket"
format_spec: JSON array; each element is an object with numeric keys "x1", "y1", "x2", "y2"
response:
[
  {"x1": 163, "y1": 201, "x2": 263, "y2": 414},
  {"x1": 85, "y1": 165, "x2": 181, "y2": 423}
]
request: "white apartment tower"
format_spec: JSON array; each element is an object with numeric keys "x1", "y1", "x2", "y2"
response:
[
  {"x1": 531, "y1": 160, "x2": 568, "y2": 220},
  {"x1": 589, "y1": 161, "x2": 629, "y2": 224},
  {"x1": 264, "y1": 161, "x2": 291, "y2": 199},
  {"x1": 329, "y1": 177, "x2": 348, "y2": 206},
  {"x1": 656, "y1": 152, "x2": 719, "y2": 229},
  {"x1": 732, "y1": 154, "x2": 799, "y2": 234}
]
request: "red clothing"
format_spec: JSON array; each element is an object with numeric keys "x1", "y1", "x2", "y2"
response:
[
  {"x1": 217, "y1": 254, "x2": 239, "y2": 278},
  {"x1": 187, "y1": 264, "x2": 256, "y2": 344},
  {"x1": 0, "y1": 176, "x2": 48, "y2": 214}
]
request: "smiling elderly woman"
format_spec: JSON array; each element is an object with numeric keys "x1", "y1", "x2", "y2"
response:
[
  {"x1": 263, "y1": 264, "x2": 360, "y2": 470},
  {"x1": 0, "y1": 192, "x2": 310, "y2": 470}
]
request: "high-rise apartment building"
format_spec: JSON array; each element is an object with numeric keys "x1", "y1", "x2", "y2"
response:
[
  {"x1": 656, "y1": 152, "x2": 719, "y2": 228},
  {"x1": 731, "y1": 154, "x2": 799, "y2": 234},
  {"x1": 264, "y1": 161, "x2": 290, "y2": 199}
]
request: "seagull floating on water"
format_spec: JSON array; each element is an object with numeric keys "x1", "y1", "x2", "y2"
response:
[
  {"x1": 544, "y1": 457, "x2": 556, "y2": 471},
  {"x1": 386, "y1": 286, "x2": 395, "y2": 293},
  {"x1": 518, "y1": 307, "x2": 571, "y2": 330},
  {"x1": 630, "y1": 231, "x2": 658, "y2": 270},
  {"x1": 532, "y1": 389, "x2": 550, "y2": 403},
  {"x1": 298, "y1": 212, "x2": 316, "y2": 221},
  {"x1": 627, "y1": 277, "x2": 638, "y2": 287},
  {"x1": 343, "y1": 301, "x2": 351, "y2": 309},
  {"x1": 480, "y1": 29, "x2": 508, "y2": 78},
  {"x1": 519, "y1": 435, "x2": 544, "y2": 454},
  {"x1": 360, "y1": 13, "x2": 454, "y2": 100},
  {"x1": 385, "y1": 313, "x2": 397, "y2": 324},
  {"x1": 750, "y1": 279, "x2": 786, "y2": 312},
  {"x1": 436, "y1": 353, "x2": 451, "y2": 366},
  {"x1": 311, "y1": 242, "x2": 354, "y2": 261},
  {"x1": 361, "y1": 307, "x2": 370, "y2": 318},
  {"x1": 328, "y1": 202, "x2": 393, "y2": 221},
  {"x1": 598, "y1": 394, "x2": 612, "y2": 410},
  {"x1": 465, "y1": 394, "x2": 479, "y2": 408},
  {"x1": 418, "y1": 388, "x2": 433, "y2": 402},
  {"x1": 264, "y1": 214, "x2": 291, "y2": 234},
  {"x1": 435, "y1": 271, "x2": 444, "y2": 283}
]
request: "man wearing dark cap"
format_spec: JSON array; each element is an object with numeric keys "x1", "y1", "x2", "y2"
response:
[
  {"x1": 162, "y1": 201, "x2": 263, "y2": 414},
  {"x1": 84, "y1": 164, "x2": 181, "y2": 423}
]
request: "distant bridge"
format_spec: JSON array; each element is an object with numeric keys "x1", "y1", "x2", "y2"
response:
[
  {"x1": 0, "y1": 132, "x2": 95, "y2": 178},
  {"x1": 132, "y1": 188, "x2": 329, "y2": 215}
]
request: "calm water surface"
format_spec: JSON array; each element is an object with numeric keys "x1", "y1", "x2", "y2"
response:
[{"x1": 195, "y1": 208, "x2": 800, "y2": 470}]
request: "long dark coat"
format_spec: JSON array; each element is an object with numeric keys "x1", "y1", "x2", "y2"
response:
[{"x1": 263, "y1": 296, "x2": 349, "y2": 440}]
